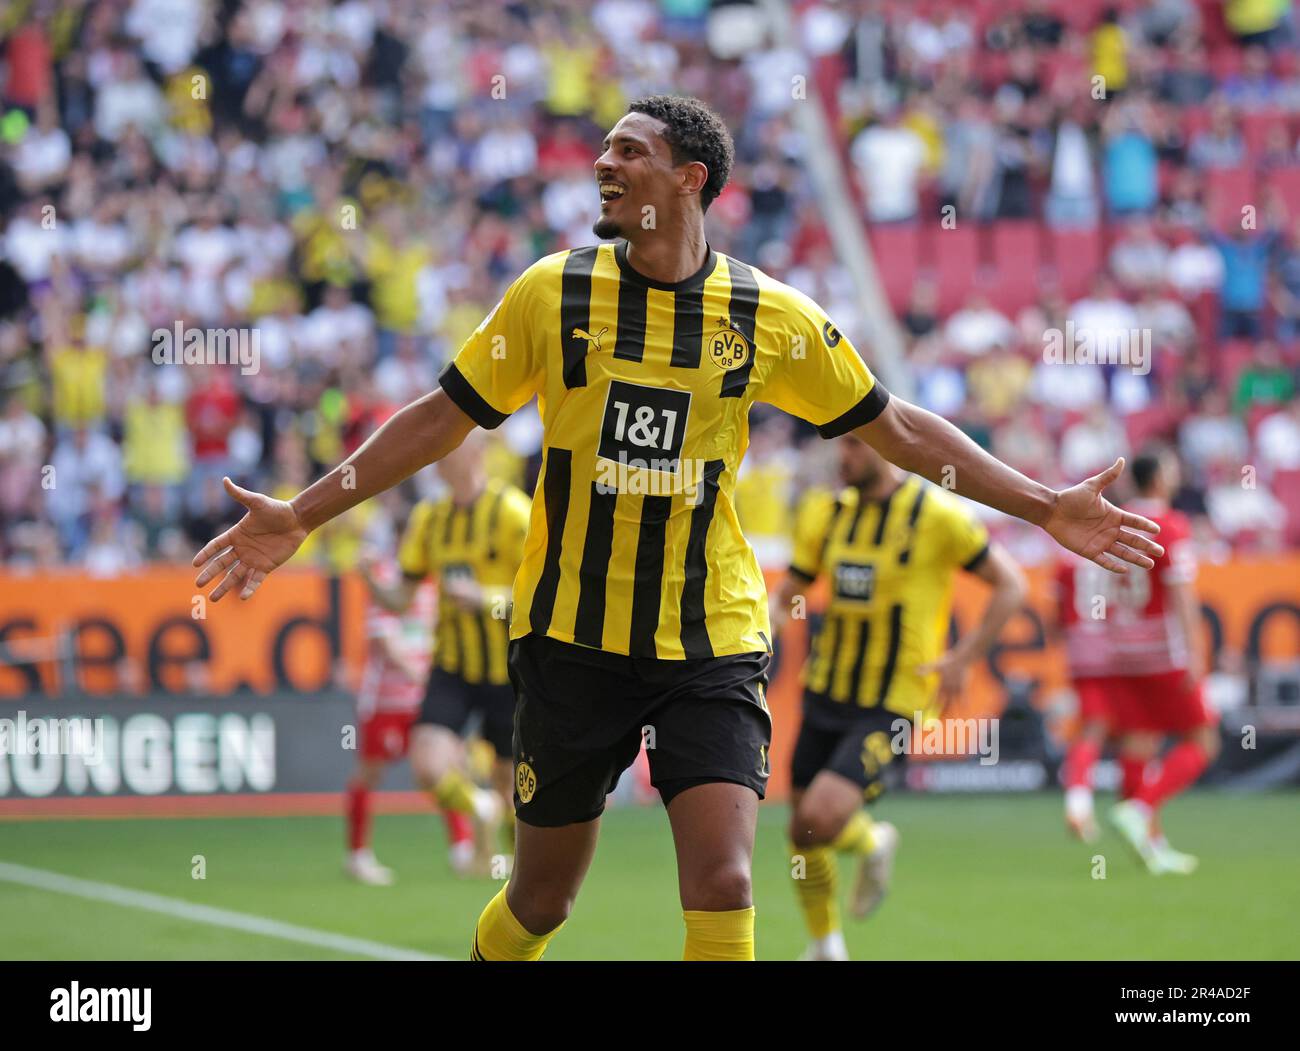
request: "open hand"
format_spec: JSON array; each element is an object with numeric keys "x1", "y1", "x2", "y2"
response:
[
  {"x1": 1043, "y1": 459, "x2": 1163, "y2": 574},
  {"x1": 192, "y1": 477, "x2": 309, "y2": 602}
]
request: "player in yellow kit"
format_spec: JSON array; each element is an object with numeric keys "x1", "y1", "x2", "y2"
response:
[
  {"x1": 771, "y1": 439, "x2": 1026, "y2": 960},
  {"x1": 363, "y1": 431, "x2": 531, "y2": 873},
  {"x1": 193, "y1": 96, "x2": 1162, "y2": 962}
]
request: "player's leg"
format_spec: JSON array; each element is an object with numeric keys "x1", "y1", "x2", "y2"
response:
[
  {"x1": 786, "y1": 716, "x2": 849, "y2": 960},
  {"x1": 471, "y1": 634, "x2": 639, "y2": 960},
  {"x1": 472, "y1": 817, "x2": 601, "y2": 961},
  {"x1": 662, "y1": 780, "x2": 759, "y2": 961},
  {"x1": 1112, "y1": 673, "x2": 1219, "y2": 874},
  {"x1": 478, "y1": 681, "x2": 520, "y2": 860},
  {"x1": 1109, "y1": 729, "x2": 1163, "y2": 870},
  {"x1": 646, "y1": 653, "x2": 772, "y2": 961},
  {"x1": 1062, "y1": 677, "x2": 1113, "y2": 842},
  {"x1": 789, "y1": 770, "x2": 862, "y2": 961},
  {"x1": 344, "y1": 753, "x2": 395, "y2": 885},
  {"x1": 411, "y1": 671, "x2": 503, "y2": 870},
  {"x1": 493, "y1": 757, "x2": 515, "y2": 857}
]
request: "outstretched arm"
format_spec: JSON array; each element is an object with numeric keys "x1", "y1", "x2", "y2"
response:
[
  {"x1": 193, "y1": 389, "x2": 477, "y2": 602},
  {"x1": 855, "y1": 399, "x2": 1163, "y2": 572}
]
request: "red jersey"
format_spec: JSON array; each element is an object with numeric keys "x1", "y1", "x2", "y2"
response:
[
  {"x1": 1055, "y1": 553, "x2": 1118, "y2": 679},
  {"x1": 356, "y1": 579, "x2": 434, "y2": 718},
  {"x1": 1057, "y1": 505, "x2": 1196, "y2": 679}
]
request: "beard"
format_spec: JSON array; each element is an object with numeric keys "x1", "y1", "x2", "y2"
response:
[
  {"x1": 843, "y1": 463, "x2": 882, "y2": 489},
  {"x1": 592, "y1": 213, "x2": 624, "y2": 239}
]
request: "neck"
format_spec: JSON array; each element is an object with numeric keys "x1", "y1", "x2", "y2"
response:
[
  {"x1": 624, "y1": 221, "x2": 708, "y2": 285},
  {"x1": 450, "y1": 478, "x2": 484, "y2": 507},
  {"x1": 857, "y1": 469, "x2": 904, "y2": 502}
]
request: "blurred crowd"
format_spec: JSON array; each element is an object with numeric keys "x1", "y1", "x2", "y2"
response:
[{"x1": 0, "y1": 0, "x2": 1297, "y2": 576}]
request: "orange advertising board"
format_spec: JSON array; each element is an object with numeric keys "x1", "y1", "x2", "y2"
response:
[{"x1": 2, "y1": 559, "x2": 1297, "y2": 799}]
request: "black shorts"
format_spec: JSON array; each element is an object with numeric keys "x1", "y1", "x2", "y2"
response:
[
  {"x1": 790, "y1": 690, "x2": 902, "y2": 802},
  {"x1": 417, "y1": 666, "x2": 515, "y2": 759},
  {"x1": 508, "y1": 633, "x2": 773, "y2": 827}
]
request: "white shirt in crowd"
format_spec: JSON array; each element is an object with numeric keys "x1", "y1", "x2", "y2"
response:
[{"x1": 852, "y1": 123, "x2": 927, "y2": 222}]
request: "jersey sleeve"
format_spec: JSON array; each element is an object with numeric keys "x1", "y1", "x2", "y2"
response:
[
  {"x1": 759, "y1": 288, "x2": 890, "y2": 438},
  {"x1": 438, "y1": 265, "x2": 545, "y2": 430},
  {"x1": 932, "y1": 492, "x2": 991, "y2": 571},
  {"x1": 397, "y1": 503, "x2": 434, "y2": 580},
  {"x1": 789, "y1": 489, "x2": 837, "y2": 581}
]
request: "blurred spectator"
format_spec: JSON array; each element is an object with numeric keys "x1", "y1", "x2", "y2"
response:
[
  {"x1": 1188, "y1": 99, "x2": 1246, "y2": 169},
  {"x1": 1206, "y1": 223, "x2": 1281, "y2": 338},
  {"x1": 1102, "y1": 97, "x2": 1158, "y2": 216},
  {"x1": 0, "y1": 0, "x2": 1295, "y2": 572},
  {"x1": 944, "y1": 293, "x2": 1016, "y2": 357},
  {"x1": 851, "y1": 108, "x2": 928, "y2": 222},
  {"x1": 1232, "y1": 342, "x2": 1296, "y2": 414}
]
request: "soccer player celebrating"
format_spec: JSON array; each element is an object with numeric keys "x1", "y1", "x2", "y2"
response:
[
  {"x1": 347, "y1": 557, "x2": 474, "y2": 883},
  {"x1": 193, "y1": 96, "x2": 1162, "y2": 961},
  {"x1": 1104, "y1": 448, "x2": 1219, "y2": 874},
  {"x1": 362, "y1": 432, "x2": 531, "y2": 875},
  {"x1": 771, "y1": 439, "x2": 1026, "y2": 961}
]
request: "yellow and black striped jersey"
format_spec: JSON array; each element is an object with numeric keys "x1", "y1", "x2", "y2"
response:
[
  {"x1": 397, "y1": 478, "x2": 531, "y2": 685},
  {"x1": 438, "y1": 241, "x2": 888, "y2": 659},
  {"x1": 790, "y1": 476, "x2": 989, "y2": 717}
]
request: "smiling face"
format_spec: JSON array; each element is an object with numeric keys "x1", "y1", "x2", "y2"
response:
[{"x1": 592, "y1": 111, "x2": 705, "y2": 241}]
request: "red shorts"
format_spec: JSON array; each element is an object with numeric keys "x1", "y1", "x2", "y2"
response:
[
  {"x1": 1075, "y1": 672, "x2": 1215, "y2": 735},
  {"x1": 1073, "y1": 676, "x2": 1116, "y2": 725},
  {"x1": 360, "y1": 710, "x2": 416, "y2": 761}
]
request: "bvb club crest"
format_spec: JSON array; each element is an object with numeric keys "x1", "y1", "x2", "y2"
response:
[
  {"x1": 708, "y1": 316, "x2": 750, "y2": 371},
  {"x1": 516, "y1": 761, "x2": 537, "y2": 803}
]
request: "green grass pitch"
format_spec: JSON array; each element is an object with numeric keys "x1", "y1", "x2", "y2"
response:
[{"x1": 3, "y1": 792, "x2": 1297, "y2": 960}]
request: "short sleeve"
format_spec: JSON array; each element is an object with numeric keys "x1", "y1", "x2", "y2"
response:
[
  {"x1": 759, "y1": 289, "x2": 889, "y2": 438},
  {"x1": 397, "y1": 503, "x2": 434, "y2": 580},
  {"x1": 932, "y1": 493, "x2": 991, "y2": 571},
  {"x1": 438, "y1": 268, "x2": 544, "y2": 430},
  {"x1": 789, "y1": 489, "x2": 838, "y2": 581}
]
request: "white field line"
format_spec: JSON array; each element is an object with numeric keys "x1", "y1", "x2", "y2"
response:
[{"x1": 0, "y1": 861, "x2": 448, "y2": 961}]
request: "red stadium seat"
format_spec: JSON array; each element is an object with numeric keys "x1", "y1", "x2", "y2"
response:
[
  {"x1": 930, "y1": 225, "x2": 982, "y2": 315},
  {"x1": 1265, "y1": 167, "x2": 1300, "y2": 223},
  {"x1": 1181, "y1": 105, "x2": 1211, "y2": 142},
  {"x1": 988, "y1": 221, "x2": 1043, "y2": 314},
  {"x1": 1124, "y1": 404, "x2": 1178, "y2": 448},
  {"x1": 1215, "y1": 339, "x2": 1256, "y2": 388},
  {"x1": 1205, "y1": 166, "x2": 1258, "y2": 231},
  {"x1": 1272, "y1": 468, "x2": 1300, "y2": 545},
  {"x1": 1047, "y1": 226, "x2": 1103, "y2": 300},
  {"x1": 1241, "y1": 109, "x2": 1289, "y2": 159},
  {"x1": 1208, "y1": 48, "x2": 1244, "y2": 82},
  {"x1": 867, "y1": 223, "x2": 920, "y2": 314}
]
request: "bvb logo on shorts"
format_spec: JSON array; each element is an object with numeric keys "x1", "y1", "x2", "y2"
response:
[
  {"x1": 708, "y1": 317, "x2": 750, "y2": 371},
  {"x1": 516, "y1": 761, "x2": 537, "y2": 803}
]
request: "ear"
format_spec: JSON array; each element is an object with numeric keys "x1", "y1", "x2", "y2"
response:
[{"x1": 679, "y1": 159, "x2": 709, "y2": 198}]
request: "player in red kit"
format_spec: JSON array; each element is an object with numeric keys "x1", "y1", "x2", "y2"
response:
[
  {"x1": 1104, "y1": 448, "x2": 1219, "y2": 874},
  {"x1": 345, "y1": 559, "x2": 473, "y2": 884},
  {"x1": 1055, "y1": 550, "x2": 1122, "y2": 843}
]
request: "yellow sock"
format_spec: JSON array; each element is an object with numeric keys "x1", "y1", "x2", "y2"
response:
[
  {"x1": 682, "y1": 907, "x2": 755, "y2": 961},
  {"x1": 433, "y1": 769, "x2": 478, "y2": 816},
  {"x1": 791, "y1": 844, "x2": 840, "y2": 940},
  {"x1": 471, "y1": 885, "x2": 561, "y2": 961},
  {"x1": 832, "y1": 811, "x2": 876, "y2": 855}
]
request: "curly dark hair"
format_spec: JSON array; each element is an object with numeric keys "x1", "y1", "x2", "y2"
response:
[{"x1": 627, "y1": 95, "x2": 734, "y2": 212}]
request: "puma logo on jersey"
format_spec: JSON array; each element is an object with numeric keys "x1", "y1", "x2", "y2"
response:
[{"x1": 571, "y1": 326, "x2": 608, "y2": 354}]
